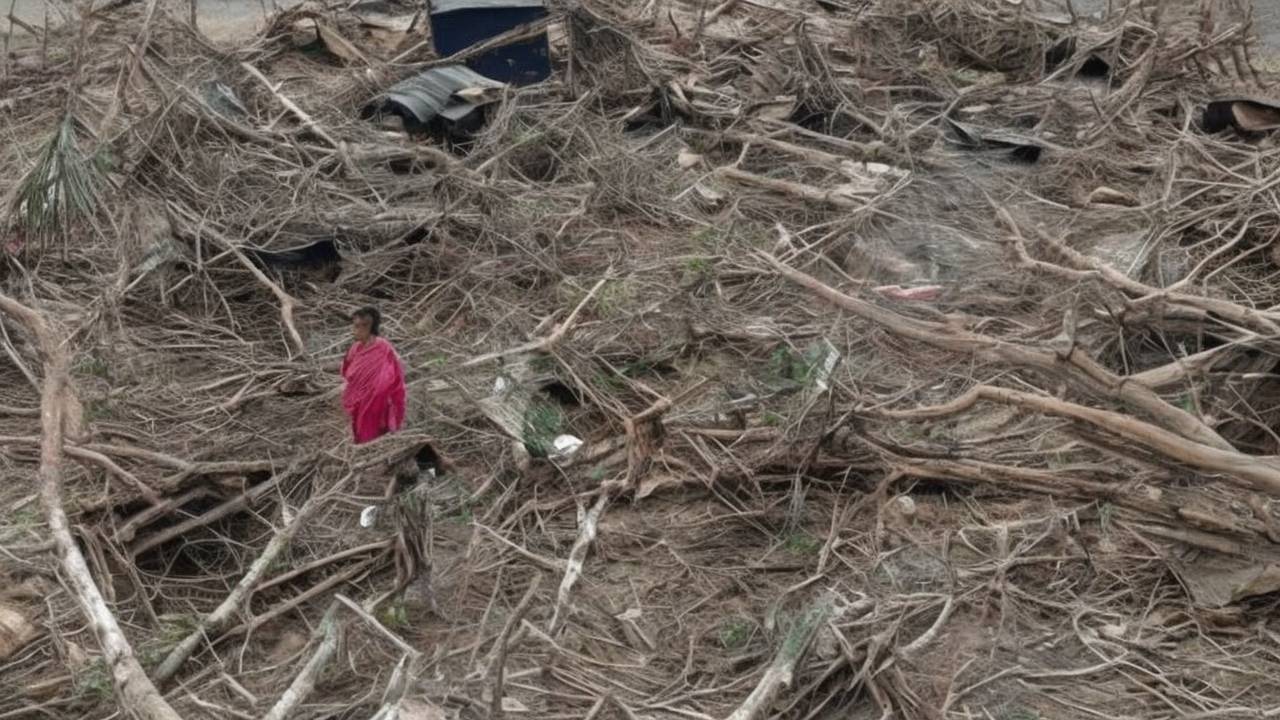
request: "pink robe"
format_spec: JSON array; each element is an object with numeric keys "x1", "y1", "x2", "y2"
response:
[{"x1": 341, "y1": 337, "x2": 406, "y2": 444}]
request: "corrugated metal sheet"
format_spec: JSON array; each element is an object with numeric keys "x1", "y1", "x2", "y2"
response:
[
  {"x1": 378, "y1": 65, "x2": 504, "y2": 124},
  {"x1": 430, "y1": 0, "x2": 544, "y2": 14}
]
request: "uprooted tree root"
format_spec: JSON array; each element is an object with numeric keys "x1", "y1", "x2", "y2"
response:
[{"x1": 4, "y1": 0, "x2": 1280, "y2": 719}]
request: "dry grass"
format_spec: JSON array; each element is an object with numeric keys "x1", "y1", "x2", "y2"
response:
[{"x1": 2, "y1": 1, "x2": 1280, "y2": 719}]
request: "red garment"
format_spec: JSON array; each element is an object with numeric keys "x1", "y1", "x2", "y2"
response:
[{"x1": 341, "y1": 336, "x2": 406, "y2": 444}]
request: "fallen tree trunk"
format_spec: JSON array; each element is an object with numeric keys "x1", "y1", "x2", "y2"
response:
[
  {"x1": 761, "y1": 251, "x2": 1235, "y2": 452},
  {"x1": 872, "y1": 384, "x2": 1280, "y2": 498},
  {"x1": 882, "y1": 455, "x2": 1259, "y2": 555},
  {"x1": 0, "y1": 292, "x2": 183, "y2": 720},
  {"x1": 997, "y1": 208, "x2": 1280, "y2": 336}
]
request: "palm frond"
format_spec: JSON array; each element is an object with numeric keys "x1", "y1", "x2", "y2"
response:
[{"x1": 11, "y1": 115, "x2": 106, "y2": 241}]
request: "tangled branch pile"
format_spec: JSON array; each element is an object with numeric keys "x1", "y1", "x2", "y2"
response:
[{"x1": 3, "y1": 0, "x2": 1280, "y2": 718}]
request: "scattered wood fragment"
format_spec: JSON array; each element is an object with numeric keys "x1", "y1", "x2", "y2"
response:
[
  {"x1": 546, "y1": 492, "x2": 609, "y2": 636},
  {"x1": 240, "y1": 62, "x2": 341, "y2": 149},
  {"x1": 261, "y1": 602, "x2": 343, "y2": 720},
  {"x1": 490, "y1": 574, "x2": 542, "y2": 719},
  {"x1": 725, "y1": 595, "x2": 836, "y2": 720},
  {"x1": 716, "y1": 167, "x2": 876, "y2": 209},
  {"x1": 0, "y1": 602, "x2": 38, "y2": 661},
  {"x1": 168, "y1": 207, "x2": 308, "y2": 358},
  {"x1": 462, "y1": 276, "x2": 610, "y2": 367}
]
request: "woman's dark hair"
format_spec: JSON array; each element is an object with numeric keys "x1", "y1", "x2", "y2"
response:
[{"x1": 352, "y1": 306, "x2": 381, "y2": 336}]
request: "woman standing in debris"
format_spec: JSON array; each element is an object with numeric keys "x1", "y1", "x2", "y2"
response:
[{"x1": 342, "y1": 307, "x2": 406, "y2": 444}]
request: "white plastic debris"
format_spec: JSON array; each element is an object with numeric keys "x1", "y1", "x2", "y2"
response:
[
  {"x1": 809, "y1": 338, "x2": 841, "y2": 394},
  {"x1": 549, "y1": 434, "x2": 584, "y2": 459},
  {"x1": 359, "y1": 505, "x2": 379, "y2": 528},
  {"x1": 893, "y1": 495, "x2": 917, "y2": 519},
  {"x1": 677, "y1": 148, "x2": 704, "y2": 169}
]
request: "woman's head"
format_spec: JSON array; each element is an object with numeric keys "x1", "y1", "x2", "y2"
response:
[{"x1": 351, "y1": 306, "x2": 381, "y2": 342}]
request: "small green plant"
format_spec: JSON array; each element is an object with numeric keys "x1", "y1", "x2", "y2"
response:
[
  {"x1": 522, "y1": 401, "x2": 564, "y2": 458},
  {"x1": 8, "y1": 507, "x2": 40, "y2": 531},
  {"x1": 75, "y1": 354, "x2": 111, "y2": 380},
  {"x1": 691, "y1": 226, "x2": 723, "y2": 249},
  {"x1": 761, "y1": 410, "x2": 786, "y2": 427},
  {"x1": 267, "y1": 543, "x2": 292, "y2": 572},
  {"x1": 445, "y1": 502, "x2": 474, "y2": 525},
  {"x1": 75, "y1": 659, "x2": 113, "y2": 702},
  {"x1": 621, "y1": 358, "x2": 662, "y2": 378},
  {"x1": 718, "y1": 617, "x2": 754, "y2": 649},
  {"x1": 783, "y1": 532, "x2": 820, "y2": 555},
  {"x1": 1046, "y1": 450, "x2": 1068, "y2": 470},
  {"x1": 1099, "y1": 501, "x2": 1115, "y2": 533},
  {"x1": 684, "y1": 257, "x2": 710, "y2": 274},
  {"x1": 767, "y1": 346, "x2": 798, "y2": 382},
  {"x1": 593, "y1": 279, "x2": 637, "y2": 318},
  {"x1": 157, "y1": 614, "x2": 199, "y2": 645},
  {"x1": 778, "y1": 598, "x2": 831, "y2": 659},
  {"x1": 742, "y1": 226, "x2": 773, "y2": 249},
  {"x1": 593, "y1": 371, "x2": 627, "y2": 391},
  {"x1": 529, "y1": 355, "x2": 557, "y2": 374},
  {"x1": 512, "y1": 126, "x2": 546, "y2": 146},
  {"x1": 83, "y1": 397, "x2": 115, "y2": 422},
  {"x1": 767, "y1": 342, "x2": 835, "y2": 389},
  {"x1": 380, "y1": 601, "x2": 409, "y2": 629},
  {"x1": 137, "y1": 646, "x2": 165, "y2": 671},
  {"x1": 588, "y1": 466, "x2": 607, "y2": 482},
  {"x1": 767, "y1": 346, "x2": 813, "y2": 388}
]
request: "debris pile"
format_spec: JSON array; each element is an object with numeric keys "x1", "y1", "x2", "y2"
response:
[{"x1": 3, "y1": 1, "x2": 1280, "y2": 718}]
